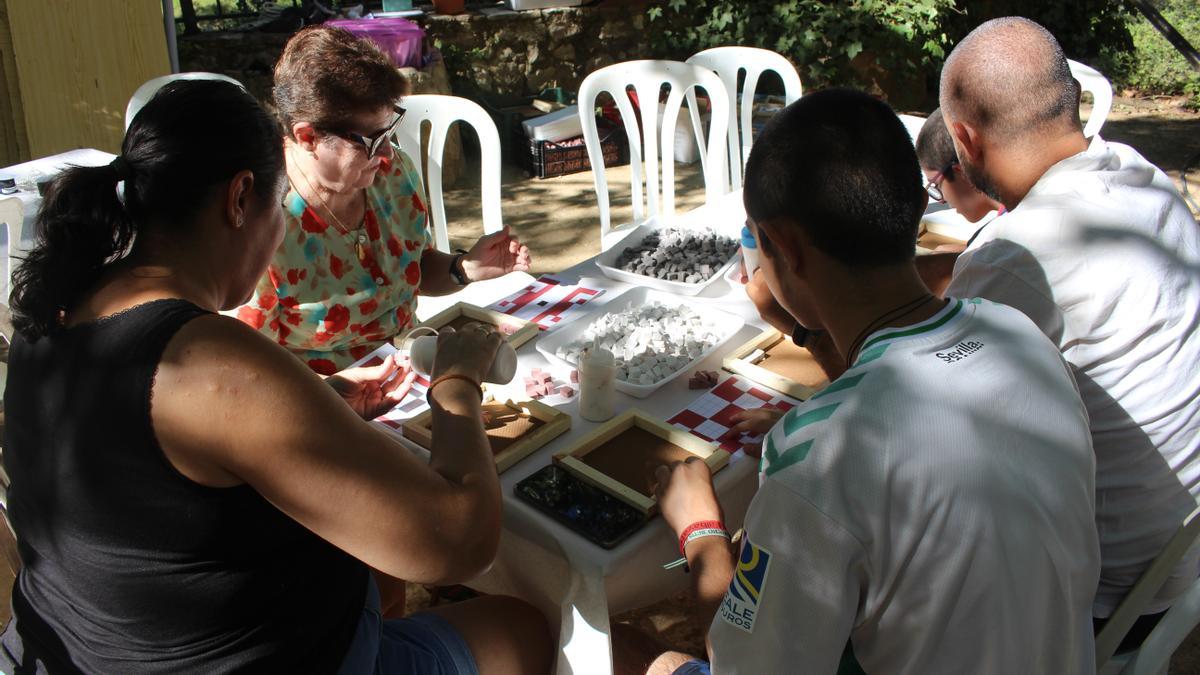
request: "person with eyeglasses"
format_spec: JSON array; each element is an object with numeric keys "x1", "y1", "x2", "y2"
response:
[
  {"x1": 915, "y1": 108, "x2": 1004, "y2": 229},
  {"x1": 233, "y1": 26, "x2": 532, "y2": 377}
]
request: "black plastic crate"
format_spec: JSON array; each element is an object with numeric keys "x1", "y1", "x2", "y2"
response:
[{"x1": 517, "y1": 120, "x2": 630, "y2": 179}]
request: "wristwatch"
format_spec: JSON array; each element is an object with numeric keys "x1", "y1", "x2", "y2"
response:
[{"x1": 449, "y1": 249, "x2": 469, "y2": 286}]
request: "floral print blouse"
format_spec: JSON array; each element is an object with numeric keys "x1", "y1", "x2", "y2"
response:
[{"x1": 234, "y1": 149, "x2": 433, "y2": 375}]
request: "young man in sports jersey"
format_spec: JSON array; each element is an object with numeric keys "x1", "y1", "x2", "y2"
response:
[{"x1": 614, "y1": 88, "x2": 1100, "y2": 675}]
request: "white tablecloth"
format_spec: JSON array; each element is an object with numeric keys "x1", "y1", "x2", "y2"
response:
[{"x1": 410, "y1": 190, "x2": 760, "y2": 675}]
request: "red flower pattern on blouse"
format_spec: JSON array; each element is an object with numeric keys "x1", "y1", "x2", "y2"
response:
[{"x1": 233, "y1": 150, "x2": 431, "y2": 374}]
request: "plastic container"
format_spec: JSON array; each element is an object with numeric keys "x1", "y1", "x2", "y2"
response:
[
  {"x1": 536, "y1": 287, "x2": 745, "y2": 399},
  {"x1": 578, "y1": 344, "x2": 616, "y2": 422},
  {"x1": 595, "y1": 223, "x2": 740, "y2": 297},
  {"x1": 740, "y1": 225, "x2": 760, "y2": 277},
  {"x1": 506, "y1": 0, "x2": 583, "y2": 9}
]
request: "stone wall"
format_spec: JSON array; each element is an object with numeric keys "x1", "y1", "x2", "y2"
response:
[
  {"x1": 177, "y1": 0, "x2": 663, "y2": 106},
  {"x1": 422, "y1": 0, "x2": 655, "y2": 101}
]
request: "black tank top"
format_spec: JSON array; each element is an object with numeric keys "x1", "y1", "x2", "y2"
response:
[{"x1": 0, "y1": 299, "x2": 366, "y2": 674}]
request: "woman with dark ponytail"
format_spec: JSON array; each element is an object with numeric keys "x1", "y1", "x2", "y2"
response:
[{"x1": 1, "y1": 80, "x2": 550, "y2": 674}]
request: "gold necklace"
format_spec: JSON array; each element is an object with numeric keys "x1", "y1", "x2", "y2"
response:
[{"x1": 289, "y1": 146, "x2": 370, "y2": 262}]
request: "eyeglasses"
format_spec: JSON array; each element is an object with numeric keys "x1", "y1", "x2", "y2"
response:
[
  {"x1": 324, "y1": 105, "x2": 405, "y2": 156},
  {"x1": 924, "y1": 159, "x2": 958, "y2": 203}
]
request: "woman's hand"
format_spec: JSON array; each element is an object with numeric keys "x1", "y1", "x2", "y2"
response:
[
  {"x1": 462, "y1": 225, "x2": 532, "y2": 282},
  {"x1": 432, "y1": 324, "x2": 503, "y2": 385},
  {"x1": 326, "y1": 354, "x2": 417, "y2": 420}
]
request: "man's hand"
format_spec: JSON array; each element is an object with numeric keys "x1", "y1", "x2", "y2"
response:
[
  {"x1": 745, "y1": 268, "x2": 795, "y2": 335},
  {"x1": 326, "y1": 354, "x2": 417, "y2": 420},
  {"x1": 462, "y1": 224, "x2": 532, "y2": 282},
  {"x1": 725, "y1": 407, "x2": 786, "y2": 457},
  {"x1": 655, "y1": 457, "x2": 724, "y2": 539}
]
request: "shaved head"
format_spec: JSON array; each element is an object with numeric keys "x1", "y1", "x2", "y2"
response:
[{"x1": 940, "y1": 17, "x2": 1081, "y2": 140}]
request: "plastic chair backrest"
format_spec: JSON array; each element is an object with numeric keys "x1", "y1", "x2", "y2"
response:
[
  {"x1": 125, "y1": 72, "x2": 245, "y2": 129},
  {"x1": 393, "y1": 95, "x2": 504, "y2": 253},
  {"x1": 1114, "y1": 572, "x2": 1200, "y2": 675},
  {"x1": 1096, "y1": 503, "x2": 1200, "y2": 670},
  {"x1": 0, "y1": 197, "x2": 23, "y2": 306},
  {"x1": 1068, "y1": 59, "x2": 1113, "y2": 139},
  {"x1": 685, "y1": 47, "x2": 803, "y2": 191},
  {"x1": 578, "y1": 60, "x2": 730, "y2": 248}
]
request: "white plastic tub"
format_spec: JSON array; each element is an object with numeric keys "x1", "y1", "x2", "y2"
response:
[
  {"x1": 596, "y1": 223, "x2": 739, "y2": 297},
  {"x1": 535, "y1": 287, "x2": 744, "y2": 398}
]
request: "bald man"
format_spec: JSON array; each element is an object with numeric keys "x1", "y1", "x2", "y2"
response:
[{"x1": 940, "y1": 16, "x2": 1200, "y2": 647}]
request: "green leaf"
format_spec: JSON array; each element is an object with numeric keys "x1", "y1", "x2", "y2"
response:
[{"x1": 846, "y1": 41, "x2": 863, "y2": 59}]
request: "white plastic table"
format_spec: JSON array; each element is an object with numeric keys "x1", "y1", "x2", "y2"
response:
[
  {"x1": 0, "y1": 148, "x2": 117, "y2": 252},
  {"x1": 409, "y1": 190, "x2": 761, "y2": 675}
]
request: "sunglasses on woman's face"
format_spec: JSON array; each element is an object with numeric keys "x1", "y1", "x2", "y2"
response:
[{"x1": 325, "y1": 105, "x2": 406, "y2": 157}]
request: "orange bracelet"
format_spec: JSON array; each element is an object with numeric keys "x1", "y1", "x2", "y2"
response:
[{"x1": 426, "y1": 373, "x2": 483, "y2": 403}]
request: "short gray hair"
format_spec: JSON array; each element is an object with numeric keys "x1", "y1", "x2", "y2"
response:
[{"x1": 940, "y1": 17, "x2": 1080, "y2": 139}]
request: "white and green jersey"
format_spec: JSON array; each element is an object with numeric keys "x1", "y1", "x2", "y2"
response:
[{"x1": 707, "y1": 298, "x2": 1101, "y2": 675}]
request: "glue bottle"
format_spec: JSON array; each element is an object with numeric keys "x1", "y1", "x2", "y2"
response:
[
  {"x1": 579, "y1": 342, "x2": 616, "y2": 422},
  {"x1": 739, "y1": 224, "x2": 760, "y2": 281}
]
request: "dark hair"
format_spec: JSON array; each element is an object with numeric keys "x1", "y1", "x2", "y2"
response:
[
  {"x1": 743, "y1": 88, "x2": 927, "y2": 267},
  {"x1": 273, "y1": 26, "x2": 408, "y2": 138},
  {"x1": 11, "y1": 79, "x2": 283, "y2": 339},
  {"x1": 915, "y1": 108, "x2": 959, "y2": 180}
]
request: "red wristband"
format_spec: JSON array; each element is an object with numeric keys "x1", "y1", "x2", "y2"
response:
[{"x1": 679, "y1": 520, "x2": 726, "y2": 556}]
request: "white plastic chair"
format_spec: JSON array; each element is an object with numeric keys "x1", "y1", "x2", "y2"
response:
[
  {"x1": 1097, "y1": 504, "x2": 1200, "y2": 674},
  {"x1": 125, "y1": 72, "x2": 245, "y2": 129},
  {"x1": 393, "y1": 94, "x2": 503, "y2": 253},
  {"x1": 0, "y1": 197, "x2": 23, "y2": 306},
  {"x1": 685, "y1": 47, "x2": 803, "y2": 191},
  {"x1": 1068, "y1": 59, "x2": 1113, "y2": 139},
  {"x1": 578, "y1": 60, "x2": 730, "y2": 250}
]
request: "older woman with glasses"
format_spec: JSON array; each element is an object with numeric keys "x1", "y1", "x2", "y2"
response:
[{"x1": 235, "y1": 26, "x2": 532, "y2": 375}]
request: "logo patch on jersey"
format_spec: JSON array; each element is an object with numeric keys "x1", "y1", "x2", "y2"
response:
[{"x1": 719, "y1": 537, "x2": 772, "y2": 633}]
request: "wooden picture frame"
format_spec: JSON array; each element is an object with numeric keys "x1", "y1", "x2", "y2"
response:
[
  {"x1": 552, "y1": 409, "x2": 728, "y2": 514},
  {"x1": 414, "y1": 302, "x2": 539, "y2": 349},
  {"x1": 915, "y1": 223, "x2": 967, "y2": 254},
  {"x1": 722, "y1": 329, "x2": 829, "y2": 400},
  {"x1": 402, "y1": 398, "x2": 571, "y2": 474}
]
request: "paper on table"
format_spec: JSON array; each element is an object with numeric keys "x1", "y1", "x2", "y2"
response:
[
  {"x1": 488, "y1": 275, "x2": 608, "y2": 332},
  {"x1": 348, "y1": 342, "x2": 433, "y2": 431}
]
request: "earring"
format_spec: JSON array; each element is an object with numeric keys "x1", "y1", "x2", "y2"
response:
[{"x1": 237, "y1": 215, "x2": 244, "y2": 227}]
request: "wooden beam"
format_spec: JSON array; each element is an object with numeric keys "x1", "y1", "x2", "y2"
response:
[{"x1": 1131, "y1": 0, "x2": 1200, "y2": 74}]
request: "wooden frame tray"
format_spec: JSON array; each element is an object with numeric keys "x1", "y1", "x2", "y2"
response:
[
  {"x1": 402, "y1": 398, "x2": 570, "y2": 474},
  {"x1": 413, "y1": 302, "x2": 539, "y2": 349},
  {"x1": 722, "y1": 329, "x2": 829, "y2": 400},
  {"x1": 916, "y1": 223, "x2": 968, "y2": 254},
  {"x1": 552, "y1": 409, "x2": 728, "y2": 514}
]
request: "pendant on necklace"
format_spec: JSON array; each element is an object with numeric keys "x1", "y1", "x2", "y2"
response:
[{"x1": 356, "y1": 241, "x2": 368, "y2": 264}]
